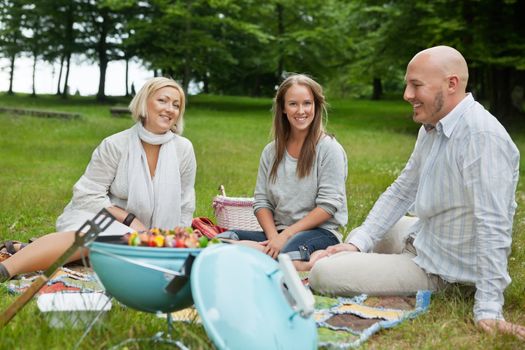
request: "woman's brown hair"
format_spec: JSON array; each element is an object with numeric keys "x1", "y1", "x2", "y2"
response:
[{"x1": 269, "y1": 74, "x2": 327, "y2": 181}]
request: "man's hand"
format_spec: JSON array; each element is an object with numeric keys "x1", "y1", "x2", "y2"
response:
[
  {"x1": 307, "y1": 243, "x2": 360, "y2": 267},
  {"x1": 477, "y1": 319, "x2": 525, "y2": 340},
  {"x1": 308, "y1": 249, "x2": 330, "y2": 266},
  {"x1": 326, "y1": 243, "x2": 360, "y2": 254}
]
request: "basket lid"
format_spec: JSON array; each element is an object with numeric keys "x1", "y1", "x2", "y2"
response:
[{"x1": 191, "y1": 244, "x2": 317, "y2": 350}]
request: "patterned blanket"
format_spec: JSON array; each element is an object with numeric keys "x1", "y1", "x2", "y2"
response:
[
  {"x1": 314, "y1": 291, "x2": 431, "y2": 349},
  {"x1": 6, "y1": 266, "x2": 103, "y2": 295},
  {"x1": 6, "y1": 268, "x2": 431, "y2": 349}
]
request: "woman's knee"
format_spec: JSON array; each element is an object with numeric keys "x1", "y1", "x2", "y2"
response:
[
  {"x1": 216, "y1": 230, "x2": 240, "y2": 240},
  {"x1": 282, "y1": 229, "x2": 338, "y2": 259}
]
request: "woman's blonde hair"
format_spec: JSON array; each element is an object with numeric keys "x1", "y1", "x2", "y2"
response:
[
  {"x1": 128, "y1": 77, "x2": 186, "y2": 135},
  {"x1": 270, "y1": 74, "x2": 327, "y2": 181}
]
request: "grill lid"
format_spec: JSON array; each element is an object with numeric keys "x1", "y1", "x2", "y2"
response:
[{"x1": 191, "y1": 244, "x2": 317, "y2": 350}]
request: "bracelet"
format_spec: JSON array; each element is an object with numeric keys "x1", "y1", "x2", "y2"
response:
[{"x1": 123, "y1": 213, "x2": 136, "y2": 226}]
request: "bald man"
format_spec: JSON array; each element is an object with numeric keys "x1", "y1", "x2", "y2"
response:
[{"x1": 309, "y1": 46, "x2": 525, "y2": 339}]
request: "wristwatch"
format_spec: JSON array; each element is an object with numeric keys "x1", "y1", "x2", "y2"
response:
[{"x1": 123, "y1": 213, "x2": 136, "y2": 226}]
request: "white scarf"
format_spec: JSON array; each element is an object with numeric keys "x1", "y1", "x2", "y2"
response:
[{"x1": 126, "y1": 123, "x2": 182, "y2": 228}]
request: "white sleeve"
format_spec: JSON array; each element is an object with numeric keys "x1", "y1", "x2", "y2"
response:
[{"x1": 69, "y1": 137, "x2": 121, "y2": 213}]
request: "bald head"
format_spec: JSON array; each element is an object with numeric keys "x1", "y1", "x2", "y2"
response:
[
  {"x1": 404, "y1": 46, "x2": 469, "y2": 125},
  {"x1": 410, "y1": 46, "x2": 469, "y2": 92}
]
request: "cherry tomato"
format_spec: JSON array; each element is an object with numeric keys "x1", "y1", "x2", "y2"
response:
[{"x1": 175, "y1": 238, "x2": 186, "y2": 248}]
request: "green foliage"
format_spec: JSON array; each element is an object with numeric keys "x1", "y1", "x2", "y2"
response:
[
  {"x1": 3, "y1": 0, "x2": 524, "y2": 121},
  {"x1": 0, "y1": 94, "x2": 524, "y2": 349}
]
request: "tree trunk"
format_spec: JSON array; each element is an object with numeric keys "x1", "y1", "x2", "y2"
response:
[
  {"x1": 276, "y1": 3, "x2": 285, "y2": 82},
  {"x1": 56, "y1": 54, "x2": 65, "y2": 95},
  {"x1": 182, "y1": 62, "x2": 191, "y2": 92},
  {"x1": 96, "y1": 11, "x2": 110, "y2": 102},
  {"x1": 203, "y1": 74, "x2": 209, "y2": 94},
  {"x1": 97, "y1": 58, "x2": 108, "y2": 101},
  {"x1": 31, "y1": 54, "x2": 37, "y2": 97},
  {"x1": 62, "y1": 52, "x2": 71, "y2": 99},
  {"x1": 371, "y1": 77, "x2": 382, "y2": 100},
  {"x1": 253, "y1": 75, "x2": 261, "y2": 97},
  {"x1": 125, "y1": 57, "x2": 129, "y2": 97},
  {"x1": 468, "y1": 66, "x2": 482, "y2": 100},
  {"x1": 182, "y1": 0, "x2": 192, "y2": 92},
  {"x1": 488, "y1": 66, "x2": 525, "y2": 125},
  {"x1": 7, "y1": 54, "x2": 15, "y2": 95}
]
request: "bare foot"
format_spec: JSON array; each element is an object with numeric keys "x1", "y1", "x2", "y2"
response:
[
  {"x1": 293, "y1": 260, "x2": 314, "y2": 271},
  {"x1": 477, "y1": 319, "x2": 525, "y2": 340}
]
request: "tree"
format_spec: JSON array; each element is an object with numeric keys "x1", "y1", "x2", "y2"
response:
[
  {"x1": 460, "y1": 0, "x2": 525, "y2": 122},
  {"x1": 204, "y1": 0, "x2": 352, "y2": 96},
  {"x1": 121, "y1": 0, "x2": 269, "y2": 94},
  {"x1": 81, "y1": 0, "x2": 129, "y2": 101},
  {"x1": 327, "y1": 1, "x2": 439, "y2": 99},
  {"x1": 344, "y1": 0, "x2": 525, "y2": 121},
  {"x1": 35, "y1": 0, "x2": 86, "y2": 97},
  {"x1": 269, "y1": 0, "x2": 351, "y2": 83},
  {"x1": 0, "y1": 0, "x2": 25, "y2": 95},
  {"x1": 20, "y1": 1, "x2": 51, "y2": 97}
]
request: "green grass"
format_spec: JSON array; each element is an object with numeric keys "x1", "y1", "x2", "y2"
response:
[{"x1": 0, "y1": 93, "x2": 524, "y2": 349}]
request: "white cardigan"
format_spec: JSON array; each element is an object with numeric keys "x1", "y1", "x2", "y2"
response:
[{"x1": 56, "y1": 127, "x2": 196, "y2": 232}]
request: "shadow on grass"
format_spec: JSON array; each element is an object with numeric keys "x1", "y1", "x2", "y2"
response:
[
  {"x1": 0, "y1": 92, "x2": 132, "y2": 107},
  {"x1": 3, "y1": 93, "x2": 524, "y2": 138}
]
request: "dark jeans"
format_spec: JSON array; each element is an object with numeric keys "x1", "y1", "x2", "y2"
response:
[{"x1": 217, "y1": 227, "x2": 339, "y2": 261}]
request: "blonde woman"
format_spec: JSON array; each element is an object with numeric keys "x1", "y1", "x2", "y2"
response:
[
  {"x1": 218, "y1": 74, "x2": 348, "y2": 271},
  {"x1": 0, "y1": 77, "x2": 196, "y2": 282}
]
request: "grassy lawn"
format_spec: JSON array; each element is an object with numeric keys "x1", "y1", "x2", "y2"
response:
[{"x1": 0, "y1": 93, "x2": 524, "y2": 349}]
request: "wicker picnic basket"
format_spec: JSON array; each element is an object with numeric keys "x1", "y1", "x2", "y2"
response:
[{"x1": 212, "y1": 186, "x2": 262, "y2": 231}]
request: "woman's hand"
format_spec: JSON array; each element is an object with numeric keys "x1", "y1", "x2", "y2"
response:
[
  {"x1": 130, "y1": 219, "x2": 148, "y2": 232},
  {"x1": 263, "y1": 232, "x2": 291, "y2": 259}
]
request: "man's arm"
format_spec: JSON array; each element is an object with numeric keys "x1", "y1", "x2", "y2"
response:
[
  {"x1": 463, "y1": 132, "x2": 519, "y2": 325},
  {"x1": 346, "y1": 127, "x2": 426, "y2": 252}
]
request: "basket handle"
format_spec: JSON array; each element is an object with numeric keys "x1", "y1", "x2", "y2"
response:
[{"x1": 218, "y1": 185, "x2": 226, "y2": 196}]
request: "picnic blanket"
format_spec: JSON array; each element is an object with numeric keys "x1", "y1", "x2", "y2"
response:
[
  {"x1": 5, "y1": 268, "x2": 431, "y2": 349},
  {"x1": 165, "y1": 273, "x2": 431, "y2": 349},
  {"x1": 314, "y1": 291, "x2": 431, "y2": 349},
  {"x1": 296, "y1": 271, "x2": 432, "y2": 349},
  {"x1": 6, "y1": 266, "x2": 103, "y2": 295}
]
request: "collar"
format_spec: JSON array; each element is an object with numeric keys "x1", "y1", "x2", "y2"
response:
[
  {"x1": 434, "y1": 93, "x2": 474, "y2": 138},
  {"x1": 423, "y1": 124, "x2": 435, "y2": 132}
]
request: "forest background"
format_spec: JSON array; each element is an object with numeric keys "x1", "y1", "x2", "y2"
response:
[{"x1": 1, "y1": 0, "x2": 524, "y2": 124}]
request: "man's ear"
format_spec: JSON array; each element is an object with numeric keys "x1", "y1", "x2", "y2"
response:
[{"x1": 447, "y1": 75, "x2": 460, "y2": 93}]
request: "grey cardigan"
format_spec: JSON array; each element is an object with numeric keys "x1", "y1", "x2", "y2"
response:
[{"x1": 253, "y1": 135, "x2": 348, "y2": 241}]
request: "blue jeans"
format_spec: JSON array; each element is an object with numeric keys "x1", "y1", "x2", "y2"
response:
[{"x1": 216, "y1": 227, "x2": 339, "y2": 261}]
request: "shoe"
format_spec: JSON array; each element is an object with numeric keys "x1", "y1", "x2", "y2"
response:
[{"x1": 0, "y1": 240, "x2": 28, "y2": 256}]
